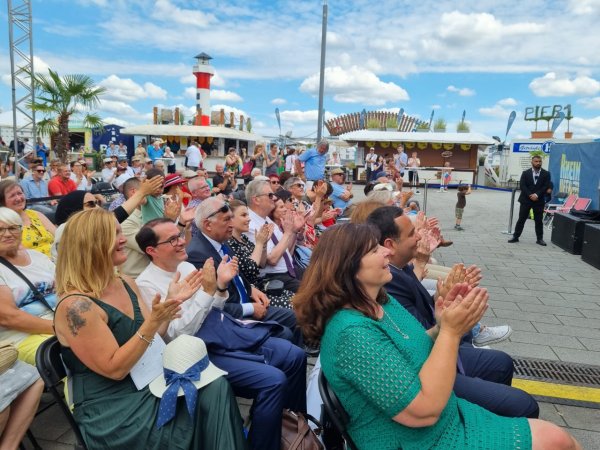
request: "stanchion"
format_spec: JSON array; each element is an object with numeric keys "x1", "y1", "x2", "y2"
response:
[
  {"x1": 502, "y1": 188, "x2": 518, "y2": 235},
  {"x1": 423, "y1": 179, "x2": 429, "y2": 215}
]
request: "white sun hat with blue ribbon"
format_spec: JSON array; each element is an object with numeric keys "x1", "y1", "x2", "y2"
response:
[{"x1": 149, "y1": 335, "x2": 227, "y2": 428}]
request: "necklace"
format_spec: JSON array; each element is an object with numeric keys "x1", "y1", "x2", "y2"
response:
[{"x1": 382, "y1": 310, "x2": 409, "y2": 339}]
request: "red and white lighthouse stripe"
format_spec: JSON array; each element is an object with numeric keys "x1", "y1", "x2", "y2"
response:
[{"x1": 193, "y1": 65, "x2": 214, "y2": 126}]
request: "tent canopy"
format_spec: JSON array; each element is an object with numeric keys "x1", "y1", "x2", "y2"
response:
[
  {"x1": 339, "y1": 129, "x2": 495, "y2": 145},
  {"x1": 120, "y1": 124, "x2": 263, "y2": 142}
]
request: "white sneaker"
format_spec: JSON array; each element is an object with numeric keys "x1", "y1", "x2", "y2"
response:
[{"x1": 472, "y1": 325, "x2": 512, "y2": 347}]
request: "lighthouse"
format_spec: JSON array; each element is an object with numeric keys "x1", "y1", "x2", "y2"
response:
[{"x1": 193, "y1": 53, "x2": 215, "y2": 126}]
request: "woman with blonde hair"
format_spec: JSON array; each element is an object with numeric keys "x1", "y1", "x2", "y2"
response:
[
  {"x1": 53, "y1": 208, "x2": 247, "y2": 449},
  {"x1": 251, "y1": 144, "x2": 267, "y2": 174}
]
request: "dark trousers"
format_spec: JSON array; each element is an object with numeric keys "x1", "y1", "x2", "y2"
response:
[
  {"x1": 513, "y1": 201, "x2": 544, "y2": 240},
  {"x1": 365, "y1": 167, "x2": 372, "y2": 182},
  {"x1": 408, "y1": 170, "x2": 419, "y2": 186},
  {"x1": 455, "y1": 346, "x2": 539, "y2": 418},
  {"x1": 210, "y1": 337, "x2": 307, "y2": 450},
  {"x1": 263, "y1": 272, "x2": 301, "y2": 293}
]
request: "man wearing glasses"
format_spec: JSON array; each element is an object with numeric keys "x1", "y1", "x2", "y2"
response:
[{"x1": 20, "y1": 164, "x2": 57, "y2": 216}]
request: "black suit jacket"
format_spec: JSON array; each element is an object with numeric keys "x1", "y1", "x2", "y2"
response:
[
  {"x1": 384, "y1": 264, "x2": 435, "y2": 330},
  {"x1": 186, "y1": 232, "x2": 252, "y2": 318},
  {"x1": 518, "y1": 168, "x2": 551, "y2": 206}
]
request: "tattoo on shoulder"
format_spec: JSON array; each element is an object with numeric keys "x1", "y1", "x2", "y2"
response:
[{"x1": 66, "y1": 298, "x2": 93, "y2": 336}]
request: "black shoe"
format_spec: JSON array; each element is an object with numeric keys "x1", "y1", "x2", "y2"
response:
[
  {"x1": 536, "y1": 239, "x2": 547, "y2": 246},
  {"x1": 508, "y1": 237, "x2": 519, "y2": 243}
]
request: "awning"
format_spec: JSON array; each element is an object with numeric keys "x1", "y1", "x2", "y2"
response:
[
  {"x1": 339, "y1": 129, "x2": 496, "y2": 146},
  {"x1": 120, "y1": 124, "x2": 263, "y2": 142}
]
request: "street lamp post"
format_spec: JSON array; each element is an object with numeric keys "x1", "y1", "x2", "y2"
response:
[{"x1": 316, "y1": 0, "x2": 327, "y2": 142}]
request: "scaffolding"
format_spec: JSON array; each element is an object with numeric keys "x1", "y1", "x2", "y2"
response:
[{"x1": 7, "y1": 0, "x2": 35, "y2": 155}]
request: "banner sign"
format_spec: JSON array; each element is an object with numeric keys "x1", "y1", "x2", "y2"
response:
[
  {"x1": 548, "y1": 142, "x2": 600, "y2": 209},
  {"x1": 512, "y1": 141, "x2": 553, "y2": 154}
]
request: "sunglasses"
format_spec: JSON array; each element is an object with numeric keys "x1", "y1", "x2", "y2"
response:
[
  {"x1": 270, "y1": 180, "x2": 280, "y2": 185},
  {"x1": 35, "y1": 169, "x2": 45, "y2": 173},
  {"x1": 83, "y1": 200, "x2": 102, "y2": 208},
  {"x1": 292, "y1": 183, "x2": 305, "y2": 188},
  {"x1": 256, "y1": 192, "x2": 277, "y2": 200},
  {"x1": 206, "y1": 203, "x2": 231, "y2": 220}
]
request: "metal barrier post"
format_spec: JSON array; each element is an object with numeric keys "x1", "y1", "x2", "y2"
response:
[
  {"x1": 423, "y1": 179, "x2": 428, "y2": 215},
  {"x1": 502, "y1": 188, "x2": 518, "y2": 234}
]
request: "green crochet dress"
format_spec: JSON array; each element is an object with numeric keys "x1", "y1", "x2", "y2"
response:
[
  {"x1": 60, "y1": 281, "x2": 248, "y2": 450},
  {"x1": 320, "y1": 298, "x2": 532, "y2": 450}
]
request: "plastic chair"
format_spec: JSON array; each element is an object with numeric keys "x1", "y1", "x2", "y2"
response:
[
  {"x1": 544, "y1": 194, "x2": 577, "y2": 229},
  {"x1": 572, "y1": 197, "x2": 591, "y2": 212},
  {"x1": 35, "y1": 337, "x2": 88, "y2": 450},
  {"x1": 318, "y1": 371, "x2": 358, "y2": 450}
]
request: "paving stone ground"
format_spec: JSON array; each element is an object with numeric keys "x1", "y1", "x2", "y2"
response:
[{"x1": 22, "y1": 179, "x2": 600, "y2": 449}]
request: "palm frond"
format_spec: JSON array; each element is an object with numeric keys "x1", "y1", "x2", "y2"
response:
[{"x1": 36, "y1": 117, "x2": 59, "y2": 136}]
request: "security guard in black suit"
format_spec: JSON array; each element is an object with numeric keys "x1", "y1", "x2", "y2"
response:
[{"x1": 509, "y1": 155, "x2": 551, "y2": 246}]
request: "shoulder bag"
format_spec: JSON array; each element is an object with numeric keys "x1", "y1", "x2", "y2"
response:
[
  {"x1": 0, "y1": 256, "x2": 55, "y2": 312},
  {"x1": 281, "y1": 409, "x2": 324, "y2": 450}
]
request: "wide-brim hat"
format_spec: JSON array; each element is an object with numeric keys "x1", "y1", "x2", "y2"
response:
[
  {"x1": 330, "y1": 168, "x2": 345, "y2": 176},
  {"x1": 181, "y1": 170, "x2": 199, "y2": 179},
  {"x1": 103, "y1": 157, "x2": 113, "y2": 163},
  {"x1": 164, "y1": 173, "x2": 187, "y2": 188},
  {"x1": 149, "y1": 335, "x2": 227, "y2": 398}
]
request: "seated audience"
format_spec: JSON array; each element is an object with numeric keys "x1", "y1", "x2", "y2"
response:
[
  {"x1": 0, "y1": 180, "x2": 55, "y2": 257},
  {"x1": 70, "y1": 160, "x2": 92, "y2": 191},
  {"x1": 101, "y1": 158, "x2": 117, "y2": 184},
  {"x1": 0, "y1": 359, "x2": 44, "y2": 449},
  {"x1": 135, "y1": 218, "x2": 307, "y2": 450},
  {"x1": 20, "y1": 162, "x2": 56, "y2": 217},
  {"x1": 0, "y1": 207, "x2": 56, "y2": 365},
  {"x1": 228, "y1": 200, "x2": 294, "y2": 308},
  {"x1": 53, "y1": 209, "x2": 247, "y2": 450},
  {"x1": 294, "y1": 223, "x2": 581, "y2": 450}
]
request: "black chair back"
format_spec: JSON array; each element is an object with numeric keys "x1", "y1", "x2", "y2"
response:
[
  {"x1": 318, "y1": 370, "x2": 359, "y2": 450},
  {"x1": 35, "y1": 337, "x2": 88, "y2": 450}
]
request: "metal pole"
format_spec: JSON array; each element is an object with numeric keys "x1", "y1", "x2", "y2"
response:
[
  {"x1": 316, "y1": 0, "x2": 327, "y2": 142},
  {"x1": 28, "y1": 0, "x2": 35, "y2": 141},
  {"x1": 423, "y1": 179, "x2": 428, "y2": 215},
  {"x1": 8, "y1": 0, "x2": 18, "y2": 156},
  {"x1": 502, "y1": 188, "x2": 517, "y2": 234}
]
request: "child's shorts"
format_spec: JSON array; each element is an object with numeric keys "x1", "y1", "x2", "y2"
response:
[{"x1": 455, "y1": 207, "x2": 464, "y2": 219}]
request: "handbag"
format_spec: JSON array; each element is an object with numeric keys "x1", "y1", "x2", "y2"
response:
[
  {"x1": 0, "y1": 341, "x2": 18, "y2": 374},
  {"x1": 0, "y1": 256, "x2": 55, "y2": 311},
  {"x1": 281, "y1": 409, "x2": 324, "y2": 450}
]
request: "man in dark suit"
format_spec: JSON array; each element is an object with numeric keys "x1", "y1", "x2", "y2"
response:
[
  {"x1": 186, "y1": 196, "x2": 301, "y2": 343},
  {"x1": 509, "y1": 155, "x2": 551, "y2": 246},
  {"x1": 367, "y1": 206, "x2": 539, "y2": 419}
]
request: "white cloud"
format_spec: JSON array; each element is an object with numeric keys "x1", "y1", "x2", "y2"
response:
[
  {"x1": 211, "y1": 90, "x2": 243, "y2": 102},
  {"x1": 498, "y1": 98, "x2": 518, "y2": 106},
  {"x1": 98, "y1": 75, "x2": 167, "y2": 102},
  {"x1": 102, "y1": 117, "x2": 133, "y2": 127},
  {"x1": 211, "y1": 104, "x2": 248, "y2": 118},
  {"x1": 97, "y1": 99, "x2": 140, "y2": 116},
  {"x1": 179, "y1": 71, "x2": 226, "y2": 87},
  {"x1": 151, "y1": 0, "x2": 217, "y2": 27},
  {"x1": 577, "y1": 97, "x2": 600, "y2": 109},
  {"x1": 300, "y1": 66, "x2": 409, "y2": 106},
  {"x1": 447, "y1": 85, "x2": 475, "y2": 96},
  {"x1": 529, "y1": 72, "x2": 600, "y2": 97},
  {"x1": 570, "y1": 116, "x2": 600, "y2": 138},
  {"x1": 279, "y1": 110, "x2": 336, "y2": 123},
  {"x1": 479, "y1": 100, "x2": 518, "y2": 120},
  {"x1": 431, "y1": 104, "x2": 442, "y2": 110},
  {"x1": 568, "y1": 0, "x2": 600, "y2": 15},
  {"x1": 271, "y1": 98, "x2": 287, "y2": 105}
]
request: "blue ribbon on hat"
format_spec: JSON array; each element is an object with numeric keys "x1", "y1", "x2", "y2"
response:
[{"x1": 156, "y1": 355, "x2": 209, "y2": 428}]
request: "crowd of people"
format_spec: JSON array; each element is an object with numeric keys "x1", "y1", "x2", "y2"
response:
[{"x1": 0, "y1": 139, "x2": 581, "y2": 450}]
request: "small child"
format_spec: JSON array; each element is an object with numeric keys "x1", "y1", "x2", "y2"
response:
[{"x1": 455, "y1": 184, "x2": 472, "y2": 230}]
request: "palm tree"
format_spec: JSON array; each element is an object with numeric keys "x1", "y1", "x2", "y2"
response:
[{"x1": 28, "y1": 69, "x2": 106, "y2": 162}]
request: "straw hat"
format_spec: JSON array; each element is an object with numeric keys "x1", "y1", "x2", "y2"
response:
[{"x1": 149, "y1": 335, "x2": 227, "y2": 398}]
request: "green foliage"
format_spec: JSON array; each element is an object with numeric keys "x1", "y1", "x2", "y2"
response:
[
  {"x1": 27, "y1": 68, "x2": 106, "y2": 162},
  {"x1": 529, "y1": 150, "x2": 548, "y2": 159},
  {"x1": 385, "y1": 117, "x2": 396, "y2": 129},
  {"x1": 416, "y1": 122, "x2": 430, "y2": 130},
  {"x1": 456, "y1": 121, "x2": 470, "y2": 132},
  {"x1": 366, "y1": 118, "x2": 380, "y2": 129},
  {"x1": 246, "y1": 118, "x2": 252, "y2": 132},
  {"x1": 433, "y1": 118, "x2": 447, "y2": 131}
]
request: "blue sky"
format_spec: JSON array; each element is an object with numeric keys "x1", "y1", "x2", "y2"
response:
[{"x1": 1, "y1": 0, "x2": 600, "y2": 140}]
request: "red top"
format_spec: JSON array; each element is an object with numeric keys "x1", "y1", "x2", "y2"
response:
[{"x1": 48, "y1": 176, "x2": 77, "y2": 196}]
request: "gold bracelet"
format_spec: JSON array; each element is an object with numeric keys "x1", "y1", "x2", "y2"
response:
[{"x1": 136, "y1": 331, "x2": 154, "y2": 346}]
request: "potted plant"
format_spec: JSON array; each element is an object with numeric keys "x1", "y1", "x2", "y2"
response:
[
  {"x1": 564, "y1": 107, "x2": 573, "y2": 139},
  {"x1": 415, "y1": 122, "x2": 430, "y2": 132},
  {"x1": 385, "y1": 117, "x2": 397, "y2": 131},
  {"x1": 456, "y1": 121, "x2": 470, "y2": 133},
  {"x1": 433, "y1": 118, "x2": 447, "y2": 132}
]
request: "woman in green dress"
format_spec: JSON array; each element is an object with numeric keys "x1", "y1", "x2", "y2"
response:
[
  {"x1": 53, "y1": 208, "x2": 248, "y2": 450},
  {"x1": 294, "y1": 223, "x2": 580, "y2": 450}
]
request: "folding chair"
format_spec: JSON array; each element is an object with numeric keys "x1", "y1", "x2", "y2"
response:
[
  {"x1": 35, "y1": 337, "x2": 88, "y2": 450},
  {"x1": 572, "y1": 197, "x2": 591, "y2": 212},
  {"x1": 544, "y1": 194, "x2": 577, "y2": 229},
  {"x1": 318, "y1": 371, "x2": 359, "y2": 450}
]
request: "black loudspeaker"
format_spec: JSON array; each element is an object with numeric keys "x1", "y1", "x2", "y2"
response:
[
  {"x1": 582, "y1": 223, "x2": 600, "y2": 270},
  {"x1": 551, "y1": 212, "x2": 600, "y2": 255}
]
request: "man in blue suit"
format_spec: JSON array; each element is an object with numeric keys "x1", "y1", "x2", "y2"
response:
[{"x1": 366, "y1": 206, "x2": 539, "y2": 419}]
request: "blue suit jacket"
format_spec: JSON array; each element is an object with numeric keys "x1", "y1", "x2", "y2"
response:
[
  {"x1": 186, "y1": 232, "x2": 252, "y2": 318},
  {"x1": 385, "y1": 264, "x2": 435, "y2": 330}
]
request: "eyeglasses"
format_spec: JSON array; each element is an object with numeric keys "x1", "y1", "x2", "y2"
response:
[
  {"x1": 206, "y1": 203, "x2": 231, "y2": 220},
  {"x1": 35, "y1": 169, "x2": 45, "y2": 173},
  {"x1": 292, "y1": 183, "x2": 305, "y2": 188},
  {"x1": 0, "y1": 225, "x2": 22, "y2": 236},
  {"x1": 255, "y1": 192, "x2": 277, "y2": 200},
  {"x1": 155, "y1": 231, "x2": 186, "y2": 247},
  {"x1": 83, "y1": 200, "x2": 102, "y2": 208},
  {"x1": 270, "y1": 180, "x2": 280, "y2": 185}
]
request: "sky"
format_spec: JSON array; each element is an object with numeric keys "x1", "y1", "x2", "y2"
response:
[{"x1": 1, "y1": 0, "x2": 600, "y2": 142}]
